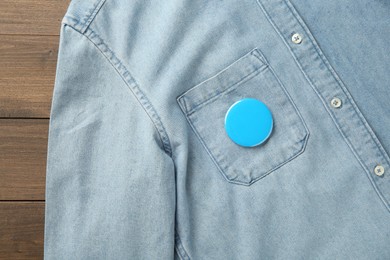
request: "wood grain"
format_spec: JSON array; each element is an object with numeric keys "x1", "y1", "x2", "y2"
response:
[
  {"x1": 0, "y1": 35, "x2": 58, "y2": 118},
  {"x1": 1, "y1": 1, "x2": 73, "y2": 258},
  {"x1": 0, "y1": 0, "x2": 70, "y2": 36},
  {"x1": 0, "y1": 119, "x2": 48, "y2": 201},
  {"x1": 0, "y1": 202, "x2": 45, "y2": 260}
]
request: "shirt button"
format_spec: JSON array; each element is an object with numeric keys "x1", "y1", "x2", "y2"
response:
[
  {"x1": 291, "y1": 33, "x2": 302, "y2": 44},
  {"x1": 330, "y1": 97, "x2": 342, "y2": 108},
  {"x1": 374, "y1": 165, "x2": 385, "y2": 176}
]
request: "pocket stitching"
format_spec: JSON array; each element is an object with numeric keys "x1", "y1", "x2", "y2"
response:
[
  {"x1": 178, "y1": 48, "x2": 310, "y2": 185},
  {"x1": 188, "y1": 108, "x2": 309, "y2": 185},
  {"x1": 186, "y1": 65, "x2": 268, "y2": 116},
  {"x1": 177, "y1": 48, "x2": 268, "y2": 115}
]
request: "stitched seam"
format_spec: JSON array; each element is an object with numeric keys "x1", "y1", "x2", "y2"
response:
[
  {"x1": 185, "y1": 65, "x2": 268, "y2": 116},
  {"x1": 61, "y1": 0, "x2": 107, "y2": 34},
  {"x1": 261, "y1": 0, "x2": 387, "y2": 208},
  {"x1": 255, "y1": 0, "x2": 390, "y2": 212},
  {"x1": 282, "y1": 0, "x2": 390, "y2": 211},
  {"x1": 62, "y1": 24, "x2": 173, "y2": 157},
  {"x1": 86, "y1": 28, "x2": 173, "y2": 157},
  {"x1": 177, "y1": 48, "x2": 268, "y2": 115},
  {"x1": 80, "y1": 0, "x2": 107, "y2": 34},
  {"x1": 179, "y1": 46, "x2": 310, "y2": 185},
  {"x1": 283, "y1": 0, "x2": 390, "y2": 166},
  {"x1": 187, "y1": 108, "x2": 309, "y2": 186}
]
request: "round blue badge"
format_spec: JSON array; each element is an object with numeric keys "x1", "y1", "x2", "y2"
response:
[{"x1": 224, "y1": 98, "x2": 273, "y2": 147}]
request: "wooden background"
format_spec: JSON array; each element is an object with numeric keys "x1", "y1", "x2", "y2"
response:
[{"x1": 0, "y1": 1, "x2": 71, "y2": 258}]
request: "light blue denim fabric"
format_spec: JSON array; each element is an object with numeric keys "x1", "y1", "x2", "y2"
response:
[{"x1": 44, "y1": 0, "x2": 390, "y2": 259}]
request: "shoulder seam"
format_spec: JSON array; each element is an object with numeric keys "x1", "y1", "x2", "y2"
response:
[
  {"x1": 62, "y1": 24, "x2": 173, "y2": 157},
  {"x1": 80, "y1": 0, "x2": 107, "y2": 34},
  {"x1": 62, "y1": 0, "x2": 107, "y2": 34}
]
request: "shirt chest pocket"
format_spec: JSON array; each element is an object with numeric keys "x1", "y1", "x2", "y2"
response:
[{"x1": 176, "y1": 48, "x2": 309, "y2": 185}]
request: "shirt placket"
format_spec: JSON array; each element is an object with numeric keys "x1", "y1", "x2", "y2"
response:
[{"x1": 256, "y1": 0, "x2": 390, "y2": 211}]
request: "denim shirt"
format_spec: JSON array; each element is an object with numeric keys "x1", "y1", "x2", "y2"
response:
[{"x1": 44, "y1": 0, "x2": 390, "y2": 259}]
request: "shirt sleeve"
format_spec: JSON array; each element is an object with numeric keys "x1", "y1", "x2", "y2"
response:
[{"x1": 44, "y1": 23, "x2": 176, "y2": 259}]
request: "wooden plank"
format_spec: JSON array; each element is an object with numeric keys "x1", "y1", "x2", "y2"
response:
[
  {"x1": 0, "y1": 202, "x2": 45, "y2": 259},
  {"x1": 0, "y1": 0, "x2": 70, "y2": 35},
  {"x1": 0, "y1": 35, "x2": 58, "y2": 118},
  {"x1": 0, "y1": 119, "x2": 48, "y2": 200}
]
